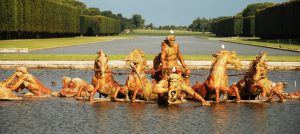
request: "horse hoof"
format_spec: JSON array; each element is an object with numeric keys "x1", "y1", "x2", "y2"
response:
[
  {"x1": 124, "y1": 98, "x2": 131, "y2": 102},
  {"x1": 111, "y1": 98, "x2": 117, "y2": 101},
  {"x1": 280, "y1": 99, "x2": 286, "y2": 102},
  {"x1": 202, "y1": 101, "x2": 211, "y2": 106},
  {"x1": 75, "y1": 96, "x2": 83, "y2": 100}
]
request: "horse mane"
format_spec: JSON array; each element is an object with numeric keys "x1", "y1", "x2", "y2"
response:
[
  {"x1": 153, "y1": 53, "x2": 161, "y2": 69},
  {"x1": 211, "y1": 50, "x2": 230, "y2": 66},
  {"x1": 125, "y1": 48, "x2": 146, "y2": 65},
  {"x1": 248, "y1": 52, "x2": 267, "y2": 72}
]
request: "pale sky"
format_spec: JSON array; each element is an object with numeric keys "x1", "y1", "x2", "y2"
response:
[{"x1": 79, "y1": 0, "x2": 286, "y2": 26}]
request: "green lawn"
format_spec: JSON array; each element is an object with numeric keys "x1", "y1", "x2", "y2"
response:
[
  {"x1": 0, "y1": 54, "x2": 299, "y2": 62},
  {"x1": 220, "y1": 37, "x2": 300, "y2": 51},
  {"x1": 0, "y1": 36, "x2": 127, "y2": 51}
]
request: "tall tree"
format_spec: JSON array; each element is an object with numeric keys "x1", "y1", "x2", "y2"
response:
[
  {"x1": 145, "y1": 23, "x2": 154, "y2": 29},
  {"x1": 132, "y1": 14, "x2": 145, "y2": 29},
  {"x1": 189, "y1": 17, "x2": 211, "y2": 32}
]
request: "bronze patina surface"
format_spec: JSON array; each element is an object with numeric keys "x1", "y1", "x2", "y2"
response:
[{"x1": 192, "y1": 50, "x2": 242, "y2": 103}]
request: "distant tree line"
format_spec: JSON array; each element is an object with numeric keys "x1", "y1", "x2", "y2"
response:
[
  {"x1": 190, "y1": 1, "x2": 300, "y2": 39},
  {"x1": 0, "y1": 0, "x2": 146, "y2": 40},
  {"x1": 83, "y1": 8, "x2": 145, "y2": 30},
  {"x1": 210, "y1": 2, "x2": 275, "y2": 37},
  {"x1": 189, "y1": 18, "x2": 211, "y2": 32}
]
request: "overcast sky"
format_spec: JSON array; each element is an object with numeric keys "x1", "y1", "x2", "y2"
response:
[{"x1": 79, "y1": 0, "x2": 286, "y2": 26}]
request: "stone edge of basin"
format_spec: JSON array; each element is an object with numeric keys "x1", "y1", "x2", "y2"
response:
[{"x1": 0, "y1": 60, "x2": 300, "y2": 70}]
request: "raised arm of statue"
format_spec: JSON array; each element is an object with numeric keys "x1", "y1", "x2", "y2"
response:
[
  {"x1": 4, "y1": 72, "x2": 17, "y2": 87},
  {"x1": 8, "y1": 74, "x2": 27, "y2": 91}
]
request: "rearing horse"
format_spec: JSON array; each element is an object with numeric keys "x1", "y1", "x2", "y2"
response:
[
  {"x1": 123, "y1": 48, "x2": 157, "y2": 102},
  {"x1": 89, "y1": 50, "x2": 129, "y2": 101},
  {"x1": 229, "y1": 52, "x2": 286, "y2": 101},
  {"x1": 192, "y1": 50, "x2": 242, "y2": 102},
  {"x1": 229, "y1": 52, "x2": 268, "y2": 100}
]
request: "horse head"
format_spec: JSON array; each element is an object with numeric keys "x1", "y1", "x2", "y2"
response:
[
  {"x1": 212, "y1": 50, "x2": 242, "y2": 70},
  {"x1": 125, "y1": 48, "x2": 147, "y2": 72},
  {"x1": 227, "y1": 51, "x2": 242, "y2": 70},
  {"x1": 251, "y1": 52, "x2": 268, "y2": 81},
  {"x1": 96, "y1": 50, "x2": 109, "y2": 76}
]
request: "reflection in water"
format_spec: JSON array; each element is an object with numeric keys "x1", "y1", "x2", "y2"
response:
[
  {"x1": 0, "y1": 69, "x2": 300, "y2": 133},
  {"x1": 210, "y1": 103, "x2": 229, "y2": 133}
]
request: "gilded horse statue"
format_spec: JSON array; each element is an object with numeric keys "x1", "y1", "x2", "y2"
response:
[
  {"x1": 123, "y1": 48, "x2": 157, "y2": 102},
  {"x1": 229, "y1": 52, "x2": 286, "y2": 102},
  {"x1": 5, "y1": 67, "x2": 58, "y2": 97},
  {"x1": 192, "y1": 50, "x2": 242, "y2": 102},
  {"x1": 89, "y1": 50, "x2": 129, "y2": 101}
]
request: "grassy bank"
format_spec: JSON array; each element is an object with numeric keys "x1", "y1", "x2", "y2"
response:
[
  {"x1": 0, "y1": 54, "x2": 299, "y2": 62},
  {"x1": 0, "y1": 36, "x2": 127, "y2": 50},
  {"x1": 120, "y1": 29, "x2": 214, "y2": 36},
  {"x1": 220, "y1": 37, "x2": 300, "y2": 51}
]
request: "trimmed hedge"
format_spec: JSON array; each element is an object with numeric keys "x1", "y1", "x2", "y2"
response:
[
  {"x1": 255, "y1": 1, "x2": 300, "y2": 39},
  {"x1": 0, "y1": 0, "x2": 81, "y2": 39},
  {"x1": 80, "y1": 15, "x2": 121, "y2": 36},
  {"x1": 0, "y1": 0, "x2": 121, "y2": 40},
  {"x1": 243, "y1": 16, "x2": 255, "y2": 36},
  {"x1": 211, "y1": 15, "x2": 243, "y2": 36}
]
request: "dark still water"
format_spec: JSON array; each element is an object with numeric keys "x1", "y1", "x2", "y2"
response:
[{"x1": 0, "y1": 69, "x2": 300, "y2": 134}]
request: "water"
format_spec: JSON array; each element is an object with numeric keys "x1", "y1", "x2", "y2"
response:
[
  {"x1": 0, "y1": 69, "x2": 300, "y2": 134},
  {"x1": 29, "y1": 36, "x2": 300, "y2": 56}
]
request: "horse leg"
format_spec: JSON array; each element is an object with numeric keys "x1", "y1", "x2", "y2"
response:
[
  {"x1": 122, "y1": 79, "x2": 132, "y2": 101},
  {"x1": 232, "y1": 86, "x2": 241, "y2": 102},
  {"x1": 132, "y1": 88, "x2": 139, "y2": 102},
  {"x1": 222, "y1": 90, "x2": 228, "y2": 102},
  {"x1": 112, "y1": 86, "x2": 120, "y2": 101},
  {"x1": 122, "y1": 86, "x2": 130, "y2": 101},
  {"x1": 215, "y1": 89, "x2": 220, "y2": 103},
  {"x1": 89, "y1": 87, "x2": 99, "y2": 101}
]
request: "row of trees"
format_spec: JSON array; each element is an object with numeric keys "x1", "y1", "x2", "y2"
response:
[
  {"x1": 79, "y1": 6, "x2": 145, "y2": 30},
  {"x1": 210, "y1": 16, "x2": 243, "y2": 36},
  {"x1": 208, "y1": 2, "x2": 274, "y2": 37},
  {"x1": 255, "y1": 1, "x2": 300, "y2": 39},
  {"x1": 0, "y1": 0, "x2": 127, "y2": 39}
]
